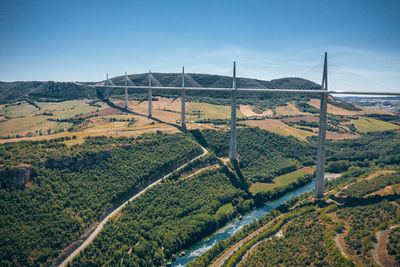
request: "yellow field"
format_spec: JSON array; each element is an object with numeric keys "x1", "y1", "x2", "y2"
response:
[
  {"x1": 187, "y1": 102, "x2": 245, "y2": 120},
  {"x1": 0, "y1": 98, "x2": 186, "y2": 143},
  {"x1": 250, "y1": 166, "x2": 315, "y2": 194},
  {"x1": 308, "y1": 99, "x2": 393, "y2": 116},
  {"x1": 0, "y1": 101, "x2": 39, "y2": 118},
  {"x1": 352, "y1": 116, "x2": 400, "y2": 132},
  {"x1": 1, "y1": 97, "x2": 397, "y2": 145},
  {"x1": 243, "y1": 119, "x2": 315, "y2": 142},
  {"x1": 326, "y1": 131, "x2": 360, "y2": 140},
  {"x1": 275, "y1": 102, "x2": 311, "y2": 116},
  {"x1": 0, "y1": 100, "x2": 105, "y2": 137},
  {"x1": 0, "y1": 122, "x2": 179, "y2": 146},
  {"x1": 240, "y1": 105, "x2": 273, "y2": 117},
  {"x1": 36, "y1": 100, "x2": 107, "y2": 119},
  {"x1": 0, "y1": 116, "x2": 72, "y2": 136}
]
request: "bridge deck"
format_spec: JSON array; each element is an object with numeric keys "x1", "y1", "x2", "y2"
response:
[{"x1": 94, "y1": 85, "x2": 400, "y2": 96}]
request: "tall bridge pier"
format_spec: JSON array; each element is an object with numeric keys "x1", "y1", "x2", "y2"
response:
[
  {"x1": 181, "y1": 67, "x2": 186, "y2": 129},
  {"x1": 314, "y1": 52, "x2": 328, "y2": 199},
  {"x1": 229, "y1": 62, "x2": 237, "y2": 161},
  {"x1": 105, "y1": 73, "x2": 109, "y2": 99},
  {"x1": 148, "y1": 70, "x2": 152, "y2": 117},
  {"x1": 100, "y1": 52, "x2": 400, "y2": 199},
  {"x1": 124, "y1": 72, "x2": 128, "y2": 108}
]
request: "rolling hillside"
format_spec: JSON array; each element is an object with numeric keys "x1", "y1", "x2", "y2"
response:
[{"x1": 0, "y1": 74, "x2": 321, "y2": 104}]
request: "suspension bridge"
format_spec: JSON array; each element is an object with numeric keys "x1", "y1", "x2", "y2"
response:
[{"x1": 93, "y1": 52, "x2": 400, "y2": 199}]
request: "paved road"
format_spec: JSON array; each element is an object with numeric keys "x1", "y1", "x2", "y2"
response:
[
  {"x1": 212, "y1": 177, "x2": 353, "y2": 266},
  {"x1": 59, "y1": 146, "x2": 208, "y2": 267},
  {"x1": 210, "y1": 214, "x2": 284, "y2": 267},
  {"x1": 373, "y1": 224, "x2": 399, "y2": 266},
  {"x1": 211, "y1": 170, "x2": 398, "y2": 267}
]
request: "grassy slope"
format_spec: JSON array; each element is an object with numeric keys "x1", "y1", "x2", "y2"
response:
[
  {"x1": 0, "y1": 134, "x2": 202, "y2": 266},
  {"x1": 352, "y1": 116, "x2": 400, "y2": 133},
  {"x1": 188, "y1": 102, "x2": 245, "y2": 120},
  {"x1": 250, "y1": 166, "x2": 315, "y2": 194},
  {"x1": 0, "y1": 100, "x2": 104, "y2": 137}
]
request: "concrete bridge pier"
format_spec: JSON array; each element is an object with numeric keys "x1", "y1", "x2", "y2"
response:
[
  {"x1": 105, "y1": 73, "x2": 109, "y2": 99},
  {"x1": 229, "y1": 62, "x2": 237, "y2": 161},
  {"x1": 148, "y1": 70, "x2": 152, "y2": 117},
  {"x1": 314, "y1": 52, "x2": 328, "y2": 199},
  {"x1": 181, "y1": 67, "x2": 186, "y2": 129},
  {"x1": 124, "y1": 72, "x2": 128, "y2": 108}
]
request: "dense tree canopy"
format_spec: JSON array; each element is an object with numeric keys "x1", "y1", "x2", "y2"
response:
[{"x1": 0, "y1": 133, "x2": 202, "y2": 266}]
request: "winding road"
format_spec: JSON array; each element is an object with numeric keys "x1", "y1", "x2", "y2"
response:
[
  {"x1": 59, "y1": 146, "x2": 208, "y2": 267},
  {"x1": 210, "y1": 214, "x2": 284, "y2": 267},
  {"x1": 373, "y1": 224, "x2": 399, "y2": 266},
  {"x1": 211, "y1": 175, "x2": 350, "y2": 266}
]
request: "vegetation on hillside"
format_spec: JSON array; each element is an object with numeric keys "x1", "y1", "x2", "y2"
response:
[
  {"x1": 387, "y1": 227, "x2": 400, "y2": 264},
  {"x1": 1, "y1": 73, "x2": 335, "y2": 114},
  {"x1": 1, "y1": 119, "x2": 399, "y2": 266},
  {"x1": 0, "y1": 81, "x2": 96, "y2": 104},
  {"x1": 239, "y1": 207, "x2": 349, "y2": 267},
  {"x1": 219, "y1": 168, "x2": 400, "y2": 267},
  {"x1": 71, "y1": 169, "x2": 246, "y2": 266},
  {"x1": 0, "y1": 133, "x2": 202, "y2": 266},
  {"x1": 337, "y1": 200, "x2": 397, "y2": 264},
  {"x1": 198, "y1": 127, "x2": 314, "y2": 182}
]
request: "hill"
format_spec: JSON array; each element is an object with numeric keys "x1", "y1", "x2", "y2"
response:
[
  {"x1": 0, "y1": 81, "x2": 96, "y2": 104},
  {"x1": 0, "y1": 73, "x2": 321, "y2": 105}
]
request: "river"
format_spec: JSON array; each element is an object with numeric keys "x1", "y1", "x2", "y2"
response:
[{"x1": 172, "y1": 181, "x2": 315, "y2": 266}]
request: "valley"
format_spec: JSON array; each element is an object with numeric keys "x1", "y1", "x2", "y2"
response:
[{"x1": 0, "y1": 75, "x2": 399, "y2": 266}]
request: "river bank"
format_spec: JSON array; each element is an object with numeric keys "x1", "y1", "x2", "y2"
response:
[{"x1": 172, "y1": 180, "x2": 315, "y2": 266}]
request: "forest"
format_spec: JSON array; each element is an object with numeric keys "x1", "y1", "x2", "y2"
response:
[
  {"x1": 1, "y1": 124, "x2": 400, "y2": 266},
  {"x1": 337, "y1": 200, "x2": 397, "y2": 264},
  {"x1": 69, "y1": 129, "x2": 399, "y2": 266},
  {"x1": 197, "y1": 127, "x2": 315, "y2": 182},
  {"x1": 213, "y1": 170, "x2": 400, "y2": 267},
  {"x1": 187, "y1": 130, "x2": 400, "y2": 267},
  {"x1": 71, "y1": 168, "x2": 246, "y2": 266},
  {"x1": 0, "y1": 133, "x2": 202, "y2": 266},
  {"x1": 388, "y1": 227, "x2": 400, "y2": 264},
  {"x1": 238, "y1": 207, "x2": 347, "y2": 266},
  {"x1": 66, "y1": 127, "x2": 318, "y2": 266}
]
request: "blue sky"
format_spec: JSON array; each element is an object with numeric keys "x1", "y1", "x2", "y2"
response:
[{"x1": 0, "y1": 0, "x2": 399, "y2": 92}]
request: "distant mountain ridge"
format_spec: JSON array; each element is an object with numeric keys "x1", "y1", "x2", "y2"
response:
[
  {"x1": 0, "y1": 73, "x2": 321, "y2": 104},
  {"x1": 0, "y1": 81, "x2": 97, "y2": 104}
]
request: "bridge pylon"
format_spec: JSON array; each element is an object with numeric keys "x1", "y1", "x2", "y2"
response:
[
  {"x1": 124, "y1": 72, "x2": 128, "y2": 109},
  {"x1": 105, "y1": 73, "x2": 109, "y2": 99},
  {"x1": 314, "y1": 52, "x2": 328, "y2": 199},
  {"x1": 181, "y1": 67, "x2": 186, "y2": 129},
  {"x1": 148, "y1": 70, "x2": 152, "y2": 117},
  {"x1": 229, "y1": 61, "x2": 237, "y2": 161}
]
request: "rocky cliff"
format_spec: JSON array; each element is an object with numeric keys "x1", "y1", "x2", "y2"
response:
[
  {"x1": 0, "y1": 164, "x2": 32, "y2": 187},
  {"x1": 0, "y1": 150, "x2": 112, "y2": 187}
]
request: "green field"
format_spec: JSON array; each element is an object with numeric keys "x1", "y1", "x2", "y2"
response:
[
  {"x1": 188, "y1": 102, "x2": 245, "y2": 120},
  {"x1": 269, "y1": 125, "x2": 315, "y2": 142},
  {"x1": 0, "y1": 116, "x2": 72, "y2": 136},
  {"x1": 249, "y1": 166, "x2": 315, "y2": 194},
  {"x1": 352, "y1": 116, "x2": 400, "y2": 133},
  {"x1": 0, "y1": 102, "x2": 39, "y2": 118},
  {"x1": 215, "y1": 203, "x2": 235, "y2": 218},
  {"x1": 0, "y1": 100, "x2": 105, "y2": 138},
  {"x1": 36, "y1": 100, "x2": 106, "y2": 119}
]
